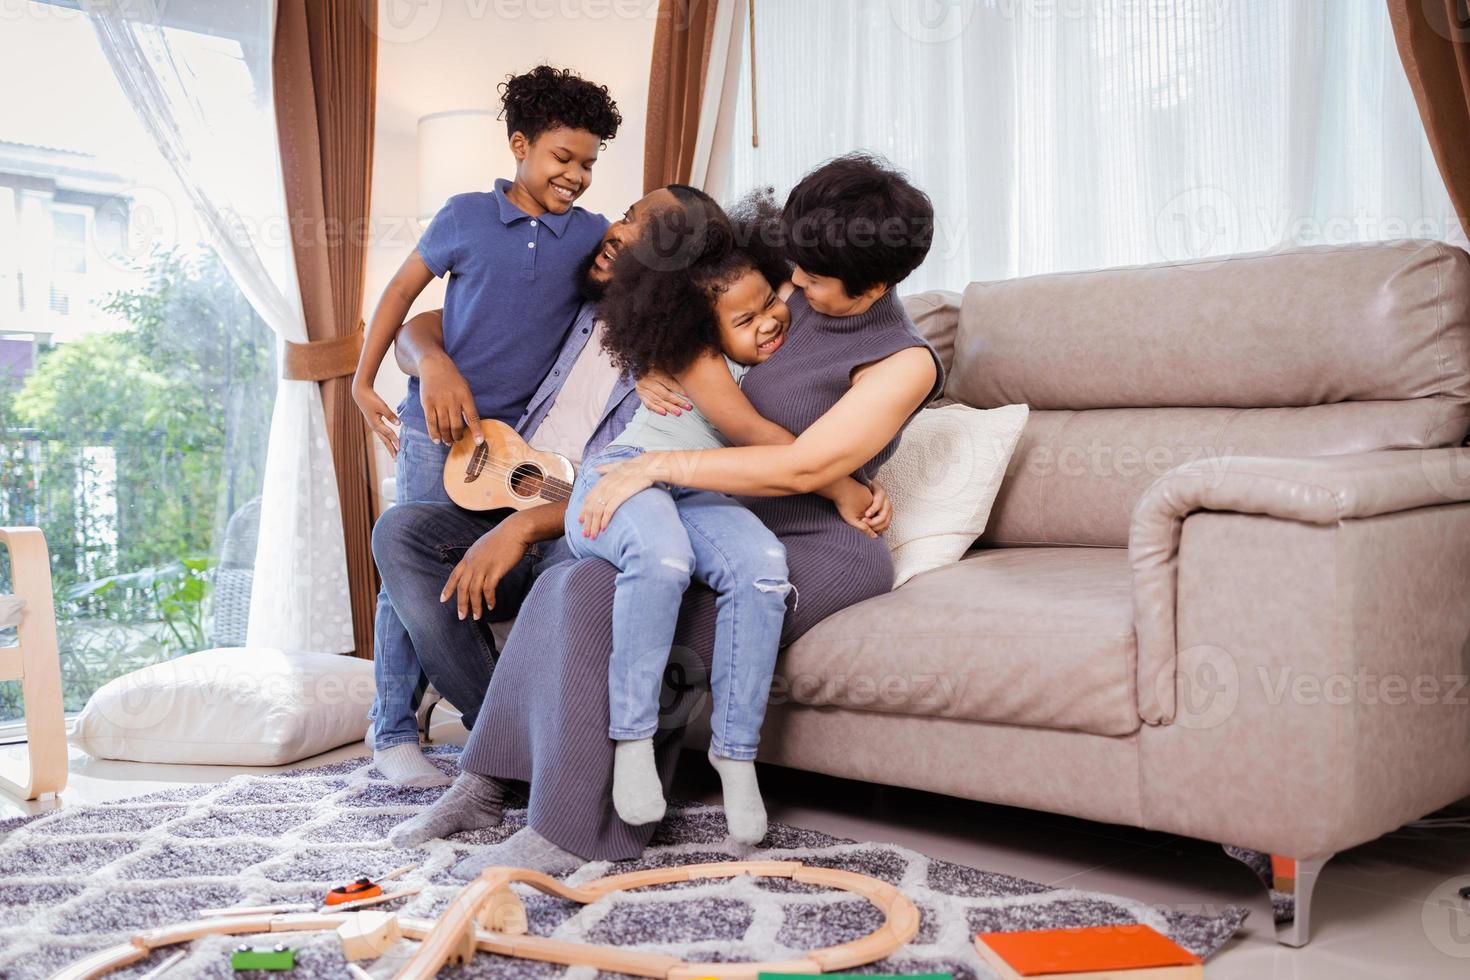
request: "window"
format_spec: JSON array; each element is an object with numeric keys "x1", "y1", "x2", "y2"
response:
[
  {"x1": 51, "y1": 208, "x2": 87, "y2": 276},
  {"x1": 725, "y1": 0, "x2": 1462, "y2": 292},
  {"x1": 0, "y1": 4, "x2": 278, "y2": 725}
]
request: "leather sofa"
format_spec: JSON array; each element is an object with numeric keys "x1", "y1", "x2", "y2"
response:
[{"x1": 748, "y1": 239, "x2": 1470, "y2": 946}]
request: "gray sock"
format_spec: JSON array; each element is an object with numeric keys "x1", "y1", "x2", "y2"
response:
[
  {"x1": 451, "y1": 826, "x2": 583, "y2": 879},
  {"x1": 387, "y1": 771, "x2": 507, "y2": 848},
  {"x1": 708, "y1": 748, "x2": 767, "y2": 845},
  {"x1": 374, "y1": 743, "x2": 452, "y2": 788},
  {"x1": 612, "y1": 737, "x2": 666, "y2": 826}
]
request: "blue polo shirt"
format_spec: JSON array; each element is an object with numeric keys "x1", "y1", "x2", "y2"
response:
[{"x1": 401, "y1": 178, "x2": 608, "y2": 431}]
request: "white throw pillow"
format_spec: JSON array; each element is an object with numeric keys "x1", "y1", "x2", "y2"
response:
[
  {"x1": 875, "y1": 403, "x2": 1030, "y2": 588},
  {"x1": 70, "y1": 647, "x2": 375, "y2": 767}
]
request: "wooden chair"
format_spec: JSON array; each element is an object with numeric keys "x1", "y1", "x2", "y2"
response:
[{"x1": 0, "y1": 527, "x2": 68, "y2": 800}]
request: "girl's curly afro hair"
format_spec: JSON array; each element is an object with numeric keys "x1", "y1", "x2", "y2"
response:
[
  {"x1": 499, "y1": 65, "x2": 622, "y2": 143},
  {"x1": 599, "y1": 187, "x2": 791, "y2": 381}
]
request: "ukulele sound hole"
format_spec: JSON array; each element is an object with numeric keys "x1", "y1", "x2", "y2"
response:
[{"x1": 509, "y1": 462, "x2": 545, "y2": 499}]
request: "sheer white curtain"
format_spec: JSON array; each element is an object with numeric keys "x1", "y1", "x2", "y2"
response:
[
  {"x1": 87, "y1": 1, "x2": 354, "y2": 654},
  {"x1": 727, "y1": 0, "x2": 1464, "y2": 291}
]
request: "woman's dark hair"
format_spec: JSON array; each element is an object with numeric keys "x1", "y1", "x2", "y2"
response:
[
  {"x1": 781, "y1": 152, "x2": 934, "y2": 297},
  {"x1": 599, "y1": 188, "x2": 790, "y2": 380},
  {"x1": 499, "y1": 65, "x2": 622, "y2": 143}
]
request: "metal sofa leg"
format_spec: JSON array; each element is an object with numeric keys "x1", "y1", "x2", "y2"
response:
[
  {"x1": 416, "y1": 684, "x2": 442, "y2": 744},
  {"x1": 1223, "y1": 846, "x2": 1330, "y2": 947}
]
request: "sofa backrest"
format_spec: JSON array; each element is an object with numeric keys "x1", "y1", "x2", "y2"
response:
[{"x1": 904, "y1": 240, "x2": 1470, "y2": 548}]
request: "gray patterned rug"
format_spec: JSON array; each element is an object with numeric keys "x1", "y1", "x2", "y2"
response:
[{"x1": 0, "y1": 747, "x2": 1247, "y2": 978}]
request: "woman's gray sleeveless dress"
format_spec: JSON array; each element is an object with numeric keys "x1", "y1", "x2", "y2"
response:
[{"x1": 460, "y1": 288, "x2": 942, "y2": 860}]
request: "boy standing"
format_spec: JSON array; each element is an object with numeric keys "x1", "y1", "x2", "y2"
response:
[{"x1": 352, "y1": 65, "x2": 621, "y2": 786}]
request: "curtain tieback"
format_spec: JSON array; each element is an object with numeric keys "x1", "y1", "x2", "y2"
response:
[{"x1": 282, "y1": 324, "x2": 364, "y2": 381}]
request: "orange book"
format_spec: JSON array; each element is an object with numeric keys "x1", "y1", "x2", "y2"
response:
[{"x1": 974, "y1": 924, "x2": 1203, "y2": 980}]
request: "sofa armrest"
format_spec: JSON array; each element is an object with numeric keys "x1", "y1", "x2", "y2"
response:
[{"x1": 1131, "y1": 448, "x2": 1470, "y2": 723}]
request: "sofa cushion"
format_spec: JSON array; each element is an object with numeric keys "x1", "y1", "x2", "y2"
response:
[
  {"x1": 776, "y1": 546, "x2": 1140, "y2": 737},
  {"x1": 947, "y1": 240, "x2": 1470, "y2": 547},
  {"x1": 950, "y1": 240, "x2": 1470, "y2": 412},
  {"x1": 981, "y1": 400, "x2": 1459, "y2": 547}
]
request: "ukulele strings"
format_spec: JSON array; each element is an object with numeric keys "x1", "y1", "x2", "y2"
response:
[
  {"x1": 463, "y1": 456, "x2": 575, "y2": 503},
  {"x1": 467, "y1": 456, "x2": 575, "y2": 494}
]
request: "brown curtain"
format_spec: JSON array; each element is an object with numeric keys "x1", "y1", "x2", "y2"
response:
[
  {"x1": 273, "y1": 0, "x2": 379, "y2": 659},
  {"x1": 1388, "y1": 0, "x2": 1470, "y2": 227},
  {"x1": 644, "y1": 0, "x2": 721, "y2": 192}
]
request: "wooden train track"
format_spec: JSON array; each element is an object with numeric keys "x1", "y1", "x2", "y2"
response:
[{"x1": 51, "y1": 860, "x2": 919, "y2": 979}]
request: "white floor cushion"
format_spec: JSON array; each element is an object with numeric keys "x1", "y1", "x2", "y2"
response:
[
  {"x1": 875, "y1": 402, "x2": 1030, "y2": 588},
  {"x1": 70, "y1": 647, "x2": 375, "y2": 767}
]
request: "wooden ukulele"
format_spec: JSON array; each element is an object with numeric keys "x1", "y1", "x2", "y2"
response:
[{"x1": 442, "y1": 419, "x2": 574, "y2": 511}]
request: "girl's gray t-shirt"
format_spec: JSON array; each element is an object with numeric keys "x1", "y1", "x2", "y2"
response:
[{"x1": 608, "y1": 356, "x2": 750, "y2": 453}]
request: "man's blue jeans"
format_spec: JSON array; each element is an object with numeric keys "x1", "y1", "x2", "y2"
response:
[
  {"x1": 370, "y1": 494, "x2": 535, "y2": 735},
  {"x1": 368, "y1": 424, "x2": 454, "y2": 749},
  {"x1": 565, "y1": 445, "x2": 794, "y2": 760}
]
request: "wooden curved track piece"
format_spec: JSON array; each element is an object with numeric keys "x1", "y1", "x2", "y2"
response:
[
  {"x1": 399, "y1": 860, "x2": 919, "y2": 979},
  {"x1": 50, "y1": 860, "x2": 918, "y2": 979}
]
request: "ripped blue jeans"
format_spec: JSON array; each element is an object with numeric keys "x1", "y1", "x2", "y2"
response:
[{"x1": 566, "y1": 445, "x2": 794, "y2": 760}]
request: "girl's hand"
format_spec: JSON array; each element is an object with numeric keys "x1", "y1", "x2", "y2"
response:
[
  {"x1": 353, "y1": 380, "x2": 401, "y2": 457},
  {"x1": 636, "y1": 368, "x2": 692, "y2": 416},
  {"x1": 580, "y1": 456, "x2": 658, "y2": 537},
  {"x1": 864, "y1": 480, "x2": 893, "y2": 535},
  {"x1": 831, "y1": 481, "x2": 878, "y2": 539}
]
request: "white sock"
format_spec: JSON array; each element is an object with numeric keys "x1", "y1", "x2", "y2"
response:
[
  {"x1": 373, "y1": 743, "x2": 452, "y2": 788},
  {"x1": 612, "y1": 737, "x2": 666, "y2": 826},
  {"x1": 452, "y1": 826, "x2": 583, "y2": 879},
  {"x1": 708, "y1": 748, "x2": 767, "y2": 845}
]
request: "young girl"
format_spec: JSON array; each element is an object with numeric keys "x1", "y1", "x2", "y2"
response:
[{"x1": 565, "y1": 195, "x2": 886, "y2": 845}]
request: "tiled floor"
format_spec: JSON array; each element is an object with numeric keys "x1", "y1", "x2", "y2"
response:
[{"x1": 4, "y1": 722, "x2": 1469, "y2": 978}]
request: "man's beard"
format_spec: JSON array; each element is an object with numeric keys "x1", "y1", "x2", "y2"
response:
[{"x1": 577, "y1": 246, "x2": 609, "y2": 301}]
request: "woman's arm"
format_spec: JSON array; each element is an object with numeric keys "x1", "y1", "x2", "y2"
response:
[
  {"x1": 581, "y1": 346, "x2": 935, "y2": 533},
  {"x1": 352, "y1": 251, "x2": 435, "y2": 456}
]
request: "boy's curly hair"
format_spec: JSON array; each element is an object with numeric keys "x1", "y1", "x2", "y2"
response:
[
  {"x1": 499, "y1": 65, "x2": 621, "y2": 143},
  {"x1": 599, "y1": 188, "x2": 791, "y2": 380}
]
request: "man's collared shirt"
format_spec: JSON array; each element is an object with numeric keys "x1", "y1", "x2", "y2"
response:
[{"x1": 519, "y1": 300, "x2": 638, "y2": 465}]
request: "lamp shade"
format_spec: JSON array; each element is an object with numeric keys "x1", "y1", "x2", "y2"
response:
[{"x1": 416, "y1": 110, "x2": 506, "y2": 223}]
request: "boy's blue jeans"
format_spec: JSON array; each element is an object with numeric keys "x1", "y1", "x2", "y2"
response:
[
  {"x1": 566, "y1": 445, "x2": 794, "y2": 760},
  {"x1": 367, "y1": 424, "x2": 453, "y2": 750}
]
